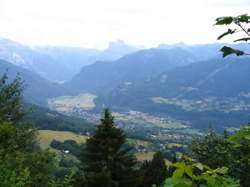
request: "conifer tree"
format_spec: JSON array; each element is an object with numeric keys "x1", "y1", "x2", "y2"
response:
[
  {"x1": 79, "y1": 108, "x2": 139, "y2": 187},
  {"x1": 140, "y1": 151, "x2": 167, "y2": 187}
]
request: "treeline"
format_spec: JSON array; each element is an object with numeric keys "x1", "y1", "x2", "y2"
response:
[
  {"x1": 0, "y1": 74, "x2": 249, "y2": 187},
  {"x1": 23, "y1": 103, "x2": 95, "y2": 134}
]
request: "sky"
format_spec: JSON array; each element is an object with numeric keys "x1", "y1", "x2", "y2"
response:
[{"x1": 0, "y1": 0, "x2": 249, "y2": 49}]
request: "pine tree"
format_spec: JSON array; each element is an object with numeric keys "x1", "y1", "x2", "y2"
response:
[
  {"x1": 140, "y1": 151, "x2": 167, "y2": 187},
  {"x1": 79, "y1": 108, "x2": 139, "y2": 187}
]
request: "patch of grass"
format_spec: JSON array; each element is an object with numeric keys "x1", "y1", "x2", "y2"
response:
[
  {"x1": 48, "y1": 93, "x2": 97, "y2": 112},
  {"x1": 176, "y1": 128, "x2": 201, "y2": 135},
  {"x1": 37, "y1": 130, "x2": 88, "y2": 150},
  {"x1": 136, "y1": 152, "x2": 155, "y2": 161},
  {"x1": 127, "y1": 139, "x2": 151, "y2": 147}
]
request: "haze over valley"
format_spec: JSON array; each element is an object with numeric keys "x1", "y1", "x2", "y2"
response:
[
  {"x1": 1, "y1": 38, "x2": 250, "y2": 134},
  {"x1": 1, "y1": 0, "x2": 250, "y2": 185}
]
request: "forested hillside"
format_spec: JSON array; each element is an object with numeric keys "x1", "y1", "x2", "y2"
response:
[
  {"x1": 0, "y1": 59, "x2": 70, "y2": 105},
  {"x1": 96, "y1": 57, "x2": 250, "y2": 129}
]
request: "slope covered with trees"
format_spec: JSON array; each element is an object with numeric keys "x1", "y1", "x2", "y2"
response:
[
  {"x1": 0, "y1": 59, "x2": 71, "y2": 106},
  {"x1": 96, "y1": 57, "x2": 250, "y2": 129}
]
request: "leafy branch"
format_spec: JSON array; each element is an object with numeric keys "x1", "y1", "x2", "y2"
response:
[{"x1": 215, "y1": 14, "x2": 250, "y2": 57}]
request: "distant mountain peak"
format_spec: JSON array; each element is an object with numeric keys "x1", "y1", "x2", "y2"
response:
[
  {"x1": 157, "y1": 42, "x2": 188, "y2": 49},
  {"x1": 107, "y1": 40, "x2": 137, "y2": 51}
]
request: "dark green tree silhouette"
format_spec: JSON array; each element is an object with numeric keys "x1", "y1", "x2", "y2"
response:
[
  {"x1": 140, "y1": 151, "x2": 167, "y2": 187},
  {"x1": 79, "y1": 108, "x2": 139, "y2": 187}
]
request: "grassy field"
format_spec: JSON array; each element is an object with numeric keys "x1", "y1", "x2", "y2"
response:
[
  {"x1": 37, "y1": 130, "x2": 88, "y2": 150},
  {"x1": 136, "y1": 152, "x2": 171, "y2": 164},
  {"x1": 136, "y1": 152, "x2": 155, "y2": 161},
  {"x1": 48, "y1": 93, "x2": 97, "y2": 112},
  {"x1": 127, "y1": 139, "x2": 151, "y2": 147},
  {"x1": 113, "y1": 110, "x2": 186, "y2": 129},
  {"x1": 38, "y1": 130, "x2": 157, "y2": 161}
]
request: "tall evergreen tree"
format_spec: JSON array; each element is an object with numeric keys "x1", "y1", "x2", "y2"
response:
[
  {"x1": 140, "y1": 151, "x2": 167, "y2": 187},
  {"x1": 79, "y1": 108, "x2": 139, "y2": 187}
]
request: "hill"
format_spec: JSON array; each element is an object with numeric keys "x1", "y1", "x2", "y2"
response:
[
  {"x1": 96, "y1": 57, "x2": 250, "y2": 130},
  {"x1": 0, "y1": 38, "x2": 140, "y2": 82},
  {"x1": 0, "y1": 59, "x2": 70, "y2": 106},
  {"x1": 66, "y1": 48, "x2": 198, "y2": 94},
  {"x1": 24, "y1": 104, "x2": 94, "y2": 133}
]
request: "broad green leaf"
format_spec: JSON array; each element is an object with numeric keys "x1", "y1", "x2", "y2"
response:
[
  {"x1": 215, "y1": 16, "x2": 233, "y2": 25},
  {"x1": 214, "y1": 167, "x2": 228, "y2": 174},
  {"x1": 172, "y1": 162, "x2": 186, "y2": 168},
  {"x1": 173, "y1": 168, "x2": 184, "y2": 178},
  {"x1": 236, "y1": 14, "x2": 250, "y2": 23},
  {"x1": 184, "y1": 166, "x2": 194, "y2": 178},
  {"x1": 193, "y1": 163, "x2": 204, "y2": 170},
  {"x1": 217, "y1": 29, "x2": 236, "y2": 40},
  {"x1": 234, "y1": 37, "x2": 250, "y2": 42},
  {"x1": 220, "y1": 46, "x2": 244, "y2": 57}
]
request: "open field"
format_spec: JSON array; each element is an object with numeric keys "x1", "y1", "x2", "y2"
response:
[
  {"x1": 114, "y1": 110, "x2": 187, "y2": 129},
  {"x1": 48, "y1": 93, "x2": 97, "y2": 112},
  {"x1": 38, "y1": 130, "x2": 163, "y2": 161},
  {"x1": 136, "y1": 152, "x2": 171, "y2": 164},
  {"x1": 127, "y1": 139, "x2": 152, "y2": 147},
  {"x1": 152, "y1": 96, "x2": 250, "y2": 113},
  {"x1": 37, "y1": 130, "x2": 88, "y2": 150},
  {"x1": 136, "y1": 152, "x2": 155, "y2": 161}
]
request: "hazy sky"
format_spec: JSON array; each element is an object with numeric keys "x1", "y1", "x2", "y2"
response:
[{"x1": 0, "y1": 0, "x2": 249, "y2": 49}]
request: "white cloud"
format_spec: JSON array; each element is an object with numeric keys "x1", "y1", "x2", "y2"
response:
[{"x1": 0, "y1": 0, "x2": 249, "y2": 48}]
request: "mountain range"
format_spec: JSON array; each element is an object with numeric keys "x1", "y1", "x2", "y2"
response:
[
  {"x1": 1, "y1": 38, "x2": 250, "y2": 130},
  {"x1": 66, "y1": 47, "x2": 198, "y2": 94},
  {"x1": 96, "y1": 57, "x2": 250, "y2": 129},
  {"x1": 0, "y1": 39, "x2": 140, "y2": 82}
]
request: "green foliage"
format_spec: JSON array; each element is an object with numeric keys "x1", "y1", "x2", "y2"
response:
[
  {"x1": 24, "y1": 104, "x2": 94, "y2": 134},
  {"x1": 189, "y1": 129, "x2": 231, "y2": 169},
  {"x1": 227, "y1": 125, "x2": 250, "y2": 186},
  {"x1": 78, "y1": 108, "x2": 139, "y2": 187},
  {"x1": 220, "y1": 46, "x2": 245, "y2": 58},
  {"x1": 0, "y1": 73, "x2": 26, "y2": 124},
  {"x1": 190, "y1": 125, "x2": 250, "y2": 186},
  {"x1": 0, "y1": 73, "x2": 57, "y2": 186},
  {"x1": 215, "y1": 14, "x2": 250, "y2": 57},
  {"x1": 163, "y1": 161, "x2": 239, "y2": 187},
  {"x1": 0, "y1": 155, "x2": 32, "y2": 187}
]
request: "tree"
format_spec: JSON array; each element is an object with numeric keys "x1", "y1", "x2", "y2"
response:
[
  {"x1": 140, "y1": 151, "x2": 167, "y2": 187},
  {"x1": 227, "y1": 125, "x2": 250, "y2": 187},
  {"x1": 0, "y1": 73, "x2": 56, "y2": 187},
  {"x1": 78, "y1": 108, "x2": 139, "y2": 187},
  {"x1": 215, "y1": 14, "x2": 250, "y2": 57},
  {"x1": 189, "y1": 129, "x2": 232, "y2": 169},
  {"x1": 190, "y1": 126, "x2": 250, "y2": 187},
  {"x1": 0, "y1": 73, "x2": 36, "y2": 155}
]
